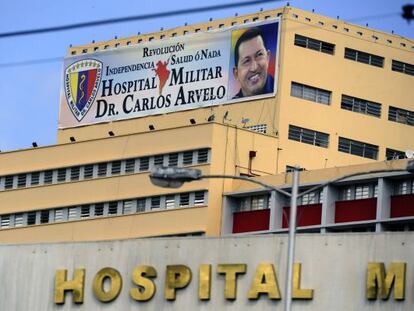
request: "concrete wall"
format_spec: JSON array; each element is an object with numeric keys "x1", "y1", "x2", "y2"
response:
[{"x1": 0, "y1": 233, "x2": 413, "y2": 310}]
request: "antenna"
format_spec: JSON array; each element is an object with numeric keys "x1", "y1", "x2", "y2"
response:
[
  {"x1": 223, "y1": 111, "x2": 231, "y2": 122},
  {"x1": 405, "y1": 150, "x2": 414, "y2": 159},
  {"x1": 241, "y1": 117, "x2": 250, "y2": 127}
]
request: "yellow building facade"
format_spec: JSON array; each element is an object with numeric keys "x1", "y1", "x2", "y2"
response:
[{"x1": 0, "y1": 7, "x2": 413, "y2": 243}]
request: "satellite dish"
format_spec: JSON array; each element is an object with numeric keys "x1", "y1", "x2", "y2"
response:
[
  {"x1": 241, "y1": 117, "x2": 250, "y2": 127},
  {"x1": 405, "y1": 150, "x2": 414, "y2": 159}
]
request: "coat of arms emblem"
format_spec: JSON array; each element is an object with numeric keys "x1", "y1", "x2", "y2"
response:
[{"x1": 64, "y1": 59, "x2": 102, "y2": 121}]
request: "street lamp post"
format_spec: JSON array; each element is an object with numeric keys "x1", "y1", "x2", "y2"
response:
[
  {"x1": 150, "y1": 165, "x2": 299, "y2": 311},
  {"x1": 149, "y1": 163, "x2": 411, "y2": 311}
]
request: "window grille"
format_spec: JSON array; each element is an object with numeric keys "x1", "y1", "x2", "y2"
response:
[
  {"x1": 17, "y1": 174, "x2": 26, "y2": 188},
  {"x1": 68, "y1": 207, "x2": 78, "y2": 220},
  {"x1": 40, "y1": 210, "x2": 49, "y2": 224},
  {"x1": 136, "y1": 199, "x2": 146, "y2": 212},
  {"x1": 4, "y1": 176, "x2": 13, "y2": 189},
  {"x1": 97, "y1": 163, "x2": 107, "y2": 177},
  {"x1": 81, "y1": 205, "x2": 90, "y2": 218},
  {"x1": 27, "y1": 212, "x2": 36, "y2": 225},
  {"x1": 341, "y1": 95, "x2": 381, "y2": 117},
  {"x1": 392, "y1": 60, "x2": 414, "y2": 76},
  {"x1": 288, "y1": 125, "x2": 329, "y2": 148},
  {"x1": 125, "y1": 159, "x2": 135, "y2": 174},
  {"x1": 139, "y1": 157, "x2": 150, "y2": 171},
  {"x1": 151, "y1": 197, "x2": 161, "y2": 210},
  {"x1": 194, "y1": 191, "x2": 205, "y2": 206},
  {"x1": 338, "y1": 137, "x2": 378, "y2": 159},
  {"x1": 294, "y1": 34, "x2": 335, "y2": 54},
  {"x1": 165, "y1": 195, "x2": 175, "y2": 209},
  {"x1": 388, "y1": 106, "x2": 414, "y2": 126},
  {"x1": 154, "y1": 155, "x2": 164, "y2": 166},
  {"x1": 44, "y1": 170, "x2": 53, "y2": 184},
  {"x1": 344, "y1": 48, "x2": 384, "y2": 67},
  {"x1": 386, "y1": 148, "x2": 406, "y2": 160},
  {"x1": 111, "y1": 161, "x2": 121, "y2": 175},
  {"x1": 182, "y1": 151, "x2": 193, "y2": 165},
  {"x1": 70, "y1": 166, "x2": 80, "y2": 181},
  {"x1": 84, "y1": 165, "x2": 94, "y2": 179},
  {"x1": 108, "y1": 202, "x2": 118, "y2": 215},
  {"x1": 1, "y1": 215, "x2": 10, "y2": 228},
  {"x1": 94, "y1": 203, "x2": 104, "y2": 216},
  {"x1": 14, "y1": 214, "x2": 24, "y2": 227},
  {"x1": 54, "y1": 209, "x2": 64, "y2": 222},
  {"x1": 57, "y1": 168, "x2": 67, "y2": 182},
  {"x1": 291, "y1": 82, "x2": 331, "y2": 105},
  {"x1": 168, "y1": 154, "x2": 179, "y2": 167},
  {"x1": 179, "y1": 193, "x2": 190, "y2": 207},
  {"x1": 31, "y1": 172, "x2": 40, "y2": 185},
  {"x1": 246, "y1": 124, "x2": 267, "y2": 134},
  {"x1": 197, "y1": 149, "x2": 209, "y2": 164},
  {"x1": 123, "y1": 200, "x2": 133, "y2": 214}
]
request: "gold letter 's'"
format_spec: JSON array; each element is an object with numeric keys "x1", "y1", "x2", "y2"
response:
[
  {"x1": 92, "y1": 267, "x2": 123, "y2": 302},
  {"x1": 130, "y1": 265, "x2": 157, "y2": 301},
  {"x1": 292, "y1": 263, "x2": 313, "y2": 299},
  {"x1": 54, "y1": 268, "x2": 85, "y2": 304},
  {"x1": 247, "y1": 263, "x2": 281, "y2": 300},
  {"x1": 217, "y1": 264, "x2": 247, "y2": 300},
  {"x1": 199, "y1": 264, "x2": 211, "y2": 300},
  {"x1": 165, "y1": 265, "x2": 192, "y2": 300},
  {"x1": 366, "y1": 262, "x2": 406, "y2": 300}
]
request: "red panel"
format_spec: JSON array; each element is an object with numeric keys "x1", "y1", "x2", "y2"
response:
[
  {"x1": 232, "y1": 209, "x2": 270, "y2": 233},
  {"x1": 391, "y1": 194, "x2": 414, "y2": 218},
  {"x1": 282, "y1": 204, "x2": 322, "y2": 228},
  {"x1": 335, "y1": 198, "x2": 377, "y2": 223}
]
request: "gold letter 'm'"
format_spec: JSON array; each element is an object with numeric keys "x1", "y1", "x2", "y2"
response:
[
  {"x1": 217, "y1": 264, "x2": 247, "y2": 300},
  {"x1": 165, "y1": 265, "x2": 192, "y2": 300},
  {"x1": 54, "y1": 268, "x2": 85, "y2": 304},
  {"x1": 130, "y1": 265, "x2": 157, "y2": 301},
  {"x1": 92, "y1": 267, "x2": 123, "y2": 302},
  {"x1": 366, "y1": 262, "x2": 406, "y2": 300},
  {"x1": 247, "y1": 263, "x2": 281, "y2": 300}
]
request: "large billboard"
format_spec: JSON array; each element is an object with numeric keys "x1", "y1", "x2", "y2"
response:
[{"x1": 58, "y1": 19, "x2": 280, "y2": 128}]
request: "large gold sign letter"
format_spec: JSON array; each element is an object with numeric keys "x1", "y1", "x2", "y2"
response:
[
  {"x1": 130, "y1": 265, "x2": 157, "y2": 301},
  {"x1": 217, "y1": 264, "x2": 247, "y2": 300},
  {"x1": 165, "y1": 265, "x2": 192, "y2": 300},
  {"x1": 54, "y1": 268, "x2": 85, "y2": 304},
  {"x1": 247, "y1": 263, "x2": 281, "y2": 300},
  {"x1": 366, "y1": 262, "x2": 406, "y2": 300},
  {"x1": 92, "y1": 267, "x2": 123, "y2": 302}
]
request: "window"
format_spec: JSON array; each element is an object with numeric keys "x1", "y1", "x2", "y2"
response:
[
  {"x1": 84, "y1": 165, "x2": 94, "y2": 179},
  {"x1": 299, "y1": 191, "x2": 323, "y2": 205},
  {"x1": 291, "y1": 82, "x2": 331, "y2": 105},
  {"x1": 108, "y1": 202, "x2": 118, "y2": 215},
  {"x1": 251, "y1": 195, "x2": 268, "y2": 210},
  {"x1": 40, "y1": 210, "x2": 49, "y2": 224},
  {"x1": 392, "y1": 60, "x2": 414, "y2": 76},
  {"x1": 139, "y1": 157, "x2": 150, "y2": 171},
  {"x1": 44, "y1": 170, "x2": 53, "y2": 184},
  {"x1": 288, "y1": 125, "x2": 329, "y2": 148},
  {"x1": 81, "y1": 205, "x2": 90, "y2": 218},
  {"x1": 395, "y1": 179, "x2": 414, "y2": 195},
  {"x1": 27, "y1": 212, "x2": 36, "y2": 225},
  {"x1": 386, "y1": 148, "x2": 406, "y2": 160},
  {"x1": 54, "y1": 209, "x2": 64, "y2": 222},
  {"x1": 94, "y1": 203, "x2": 104, "y2": 216},
  {"x1": 168, "y1": 154, "x2": 179, "y2": 167},
  {"x1": 182, "y1": 151, "x2": 193, "y2": 165},
  {"x1": 294, "y1": 34, "x2": 335, "y2": 54},
  {"x1": 341, "y1": 95, "x2": 381, "y2": 117},
  {"x1": 151, "y1": 197, "x2": 161, "y2": 210},
  {"x1": 137, "y1": 199, "x2": 146, "y2": 212},
  {"x1": 125, "y1": 159, "x2": 135, "y2": 174},
  {"x1": 14, "y1": 214, "x2": 24, "y2": 227},
  {"x1": 17, "y1": 174, "x2": 26, "y2": 188},
  {"x1": 97, "y1": 163, "x2": 107, "y2": 177},
  {"x1": 388, "y1": 106, "x2": 414, "y2": 126},
  {"x1": 338, "y1": 137, "x2": 378, "y2": 159},
  {"x1": 179, "y1": 193, "x2": 190, "y2": 207},
  {"x1": 154, "y1": 155, "x2": 164, "y2": 166},
  {"x1": 123, "y1": 200, "x2": 133, "y2": 214},
  {"x1": 57, "y1": 168, "x2": 67, "y2": 182},
  {"x1": 111, "y1": 161, "x2": 121, "y2": 175},
  {"x1": 68, "y1": 207, "x2": 78, "y2": 220},
  {"x1": 165, "y1": 195, "x2": 175, "y2": 209},
  {"x1": 340, "y1": 183, "x2": 377, "y2": 200},
  {"x1": 1, "y1": 215, "x2": 10, "y2": 228},
  {"x1": 4, "y1": 176, "x2": 13, "y2": 189},
  {"x1": 70, "y1": 166, "x2": 80, "y2": 181},
  {"x1": 194, "y1": 191, "x2": 205, "y2": 206},
  {"x1": 31, "y1": 172, "x2": 40, "y2": 185},
  {"x1": 344, "y1": 48, "x2": 384, "y2": 67},
  {"x1": 197, "y1": 149, "x2": 209, "y2": 164}
]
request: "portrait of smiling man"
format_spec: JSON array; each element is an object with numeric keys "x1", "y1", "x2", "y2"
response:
[{"x1": 232, "y1": 27, "x2": 275, "y2": 99}]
